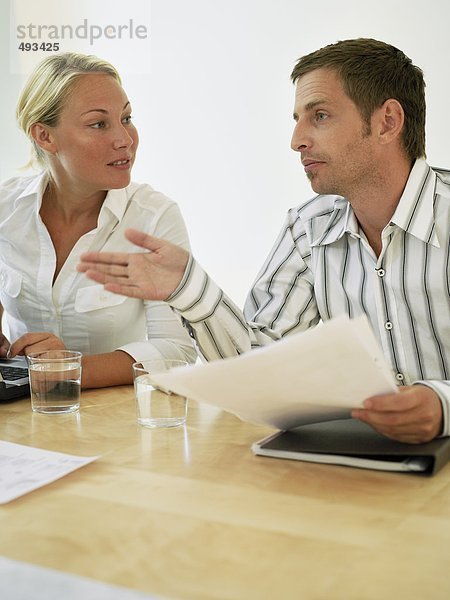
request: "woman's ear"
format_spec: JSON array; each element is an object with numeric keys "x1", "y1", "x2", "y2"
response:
[
  {"x1": 376, "y1": 98, "x2": 405, "y2": 145},
  {"x1": 30, "y1": 123, "x2": 57, "y2": 155}
]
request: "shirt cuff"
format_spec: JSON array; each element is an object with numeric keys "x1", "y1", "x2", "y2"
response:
[
  {"x1": 116, "y1": 341, "x2": 173, "y2": 364},
  {"x1": 415, "y1": 380, "x2": 450, "y2": 437},
  {"x1": 167, "y1": 255, "x2": 223, "y2": 322}
]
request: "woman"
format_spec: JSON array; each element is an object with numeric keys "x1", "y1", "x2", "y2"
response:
[{"x1": 0, "y1": 53, "x2": 196, "y2": 387}]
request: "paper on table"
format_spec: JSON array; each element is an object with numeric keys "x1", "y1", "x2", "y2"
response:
[
  {"x1": 151, "y1": 315, "x2": 398, "y2": 429},
  {"x1": 0, "y1": 441, "x2": 98, "y2": 504},
  {"x1": 0, "y1": 557, "x2": 159, "y2": 600}
]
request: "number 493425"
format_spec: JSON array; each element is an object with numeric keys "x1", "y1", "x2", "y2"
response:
[{"x1": 18, "y1": 42, "x2": 60, "y2": 52}]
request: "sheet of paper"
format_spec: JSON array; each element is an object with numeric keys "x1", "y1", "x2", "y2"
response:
[
  {"x1": 152, "y1": 315, "x2": 398, "y2": 429},
  {"x1": 0, "y1": 557, "x2": 158, "y2": 600},
  {"x1": 0, "y1": 441, "x2": 98, "y2": 504}
]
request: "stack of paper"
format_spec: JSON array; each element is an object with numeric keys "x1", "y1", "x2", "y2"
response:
[{"x1": 152, "y1": 315, "x2": 398, "y2": 429}]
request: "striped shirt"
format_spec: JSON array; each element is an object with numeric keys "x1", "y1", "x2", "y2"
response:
[{"x1": 169, "y1": 159, "x2": 450, "y2": 435}]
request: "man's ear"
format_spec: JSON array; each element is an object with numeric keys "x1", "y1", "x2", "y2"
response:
[
  {"x1": 30, "y1": 123, "x2": 57, "y2": 155},
  {"x1": 375, "y1": 99, "x2": 405, "y2": 145}
]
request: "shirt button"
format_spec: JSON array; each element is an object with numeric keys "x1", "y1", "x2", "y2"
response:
[
  {"x1": 377, "y1": 269, "x2": 385, "y2": 277},
  {"x1": 396, "y1": 373, "x2": 404, "y2": 382},
  {"x1": 385, "y1": 321, "x2": 393, "y2": 330}
]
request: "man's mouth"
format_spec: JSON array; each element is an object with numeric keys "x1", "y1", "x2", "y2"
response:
[{"x1": 302, "y1": 158, "x2": 324, "y2": 173}]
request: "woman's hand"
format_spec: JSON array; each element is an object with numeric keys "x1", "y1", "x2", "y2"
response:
[
  {"x1": 8, "y1": 333, "x2": 66, "y2": 357},
  {"x1": 0, "y1": 333, "x2": 10, "y2": 358}
]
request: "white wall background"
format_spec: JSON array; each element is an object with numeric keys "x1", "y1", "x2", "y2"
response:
[{"x1": 1, "y1": 0, "x2": 449, "y2": 306}]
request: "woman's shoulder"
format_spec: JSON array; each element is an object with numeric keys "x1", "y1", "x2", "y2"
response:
[
  {"x1": 126, "y1": 181, "x2": 179, "y2": 212},
  {"x1": 0, "y1": 172, "x2": 44, "y2": 200}
]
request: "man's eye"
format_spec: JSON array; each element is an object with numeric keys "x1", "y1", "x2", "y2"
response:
[{"x1": 316, "y1": 112, "x2": 328, "y2": 121}]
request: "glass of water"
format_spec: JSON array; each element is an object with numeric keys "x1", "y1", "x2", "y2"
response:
[
  {"x1": 28, "y1": 350, "x2": 82, "y2": 414},
  {"x1": 132, "y1": 359, "x2": 188, "y2": 428}
]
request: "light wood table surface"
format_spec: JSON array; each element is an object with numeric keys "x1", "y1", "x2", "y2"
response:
[{"x1": 1, "y1": 386, "x2": 450, "y2": 600}]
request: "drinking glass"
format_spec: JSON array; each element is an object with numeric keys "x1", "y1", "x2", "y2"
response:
[
  {"x1": 133, "y1": 359, "x2": 188, "y2": 428},
  {"x1": 28, "y1": 350, "x2": 82, "y2": 414}
]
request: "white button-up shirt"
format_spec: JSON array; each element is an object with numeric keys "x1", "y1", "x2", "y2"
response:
[
  {"x1": 168, "y1": 159, "x2": 450, "y2": 435},
  {"x1": 0, "y1": 172, "x2": 196, "y2": 365}
]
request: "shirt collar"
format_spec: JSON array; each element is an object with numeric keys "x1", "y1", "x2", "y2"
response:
[
  {"x1": 310, "y1": 159, "x2": 443, "y2": 249},
  {"x1": 99, "y1": 187, "x2": 130, "y2": 224},
  {"x1": 390, "y1": 158, "x2": 445, "y2": 248},
  {"x1": 15, "y1": 171, "x2": 49, "y2": 209},
  {"x1": 15, "y1": 171, "x2": 131, "y2": 224},
  {"x1": 307, "y1": 197, "x2": 355, "y2": 248}
]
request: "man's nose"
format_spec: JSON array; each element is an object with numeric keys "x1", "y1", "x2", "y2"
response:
[{"x1": 290, "y1": 120, "x2": 309, "y2": 152}]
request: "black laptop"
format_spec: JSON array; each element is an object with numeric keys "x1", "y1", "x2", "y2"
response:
[{"x1": 0, "y1": 356, "x2": 30, "y2": 401}]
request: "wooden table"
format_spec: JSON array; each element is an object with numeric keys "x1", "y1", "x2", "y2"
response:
[{"x1": 1, "y1": 387, "x2": 449, "y2": 599}]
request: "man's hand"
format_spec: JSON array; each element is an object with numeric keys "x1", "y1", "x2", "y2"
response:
[
  {"x1": 352, "y1": 385, "x2": 443, "y2": 444},
  {"x1": 77, "y1": 228, "x2": 189, "y2": 301},
  {"x1": 9, "y1": 333, "x2": 66, "y2": 357},
  {"x1": 0, "y1": 333, "x2": 10, "y2": 358}
]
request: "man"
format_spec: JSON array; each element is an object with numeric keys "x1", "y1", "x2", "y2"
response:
[{"x1": 78, "y1": 38, "x2": 450, "y2": 444}]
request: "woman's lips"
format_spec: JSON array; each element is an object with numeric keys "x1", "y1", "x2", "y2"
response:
[{"x1": 107, "y1": 158, "x2": 131, "y2": 169}]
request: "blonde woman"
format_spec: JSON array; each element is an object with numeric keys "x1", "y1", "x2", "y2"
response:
[{"x1": 0, "y1": 53, "x2": 196, "y2": 388}]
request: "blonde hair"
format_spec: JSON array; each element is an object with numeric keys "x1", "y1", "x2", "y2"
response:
[{"x1": 16, "y1": 52, "x2": 122, "y2": 168}]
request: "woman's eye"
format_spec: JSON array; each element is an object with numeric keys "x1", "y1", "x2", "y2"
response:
[
  {"x1": 90, "y1": 121, "x2": 106, "y2": 129},
  {"x1": 122, "y1": 115, "x2": 133, "y2": 124}
]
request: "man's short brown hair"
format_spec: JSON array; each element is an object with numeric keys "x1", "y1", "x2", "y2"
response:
[{"x1": 291, "y1": 38, "x2": 426, "y2": 162}]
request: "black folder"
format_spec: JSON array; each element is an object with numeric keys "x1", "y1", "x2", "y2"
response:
[{"x1": 252, "y1": 418, "x2": 450, "y2": 475}]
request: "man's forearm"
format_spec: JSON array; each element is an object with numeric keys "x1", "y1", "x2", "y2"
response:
[{"x1": 168, "y1": 257, "x2": 283, "y2": 361}]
